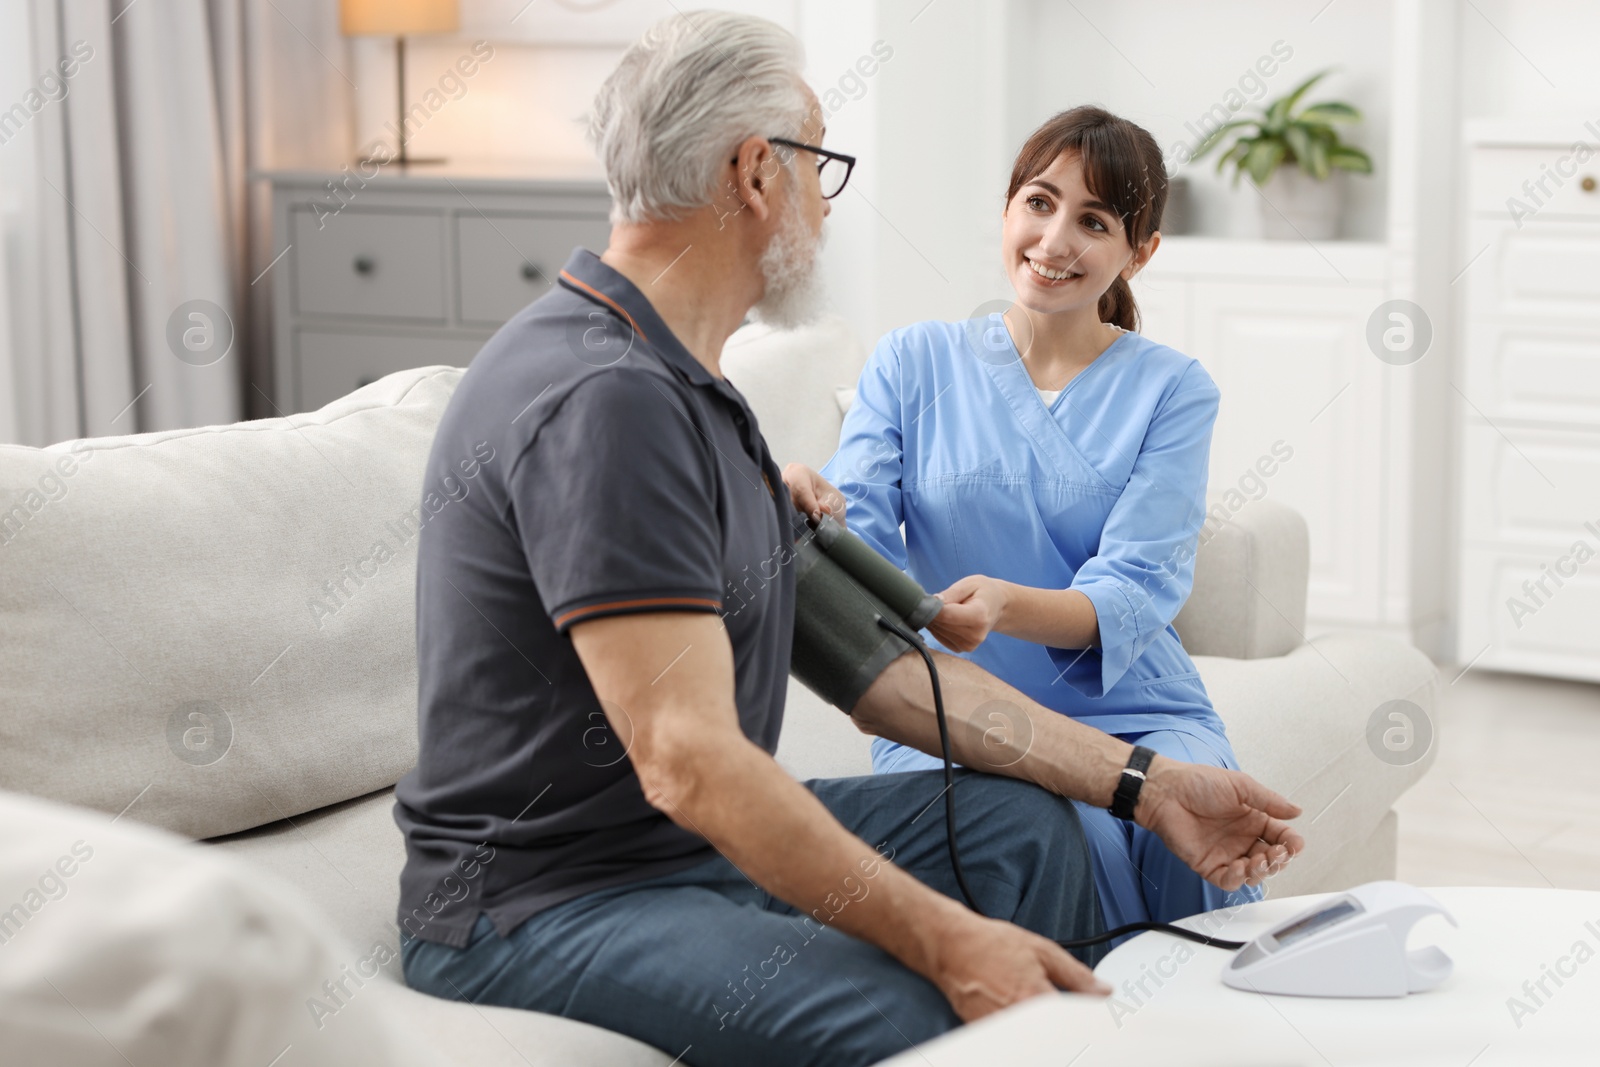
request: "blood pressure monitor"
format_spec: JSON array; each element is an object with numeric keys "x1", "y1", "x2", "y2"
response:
[{"x1": 1222, "y1": 881, "x2": 1457, "y2": 997}]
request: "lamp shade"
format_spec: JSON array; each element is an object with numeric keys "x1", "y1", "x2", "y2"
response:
[{"x1": 340, "y1": 0, "x2": 459, "y2": 36}]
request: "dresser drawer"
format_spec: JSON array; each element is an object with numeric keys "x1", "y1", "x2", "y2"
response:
[
  {"x1": 1460, "y1": 323, "x2": 1600, "y2": 427},
  {"x1": 1459, "y1": 421, "x2": 1600, "y2": 547},
  {"x1": 1465, "y1": 218, "x2": 1600, "y2": 322},
  {"x1": 1469, "y1": 145, "x2": 1600, "y2": 219},
  {"x1": 296, "y1": 330, "x2": 487, "y2": 411},
  {"x1": 1458, "y1": 546, "x2": 1600, "y2": 683},
  {"x1": 457, "y1": 213, "x2": 611, "y2": 327},
  {"x1": 292, "y1": 208, "x2": 447, "y2": 321}
]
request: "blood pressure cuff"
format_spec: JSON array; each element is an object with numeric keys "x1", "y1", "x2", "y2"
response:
[{"x1": 790, "y1": 529, "x2": 916, "y2": 713}]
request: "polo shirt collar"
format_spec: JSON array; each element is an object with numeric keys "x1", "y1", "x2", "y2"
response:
[{"x1": 558, "y1": 247, "x2": 716, "y2": 388}]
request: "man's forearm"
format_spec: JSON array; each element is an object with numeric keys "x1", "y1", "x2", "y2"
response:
[
  {"x1": 640, "y1": 727, "x2": 970, "y2": 982},
  {"x1": 849, "y1": 650, "x2": 1133, "y2": 807}
]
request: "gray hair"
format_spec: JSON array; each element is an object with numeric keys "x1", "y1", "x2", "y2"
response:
[{"x1": 587, "y1": 10, "x2": 810, "y2": 224}]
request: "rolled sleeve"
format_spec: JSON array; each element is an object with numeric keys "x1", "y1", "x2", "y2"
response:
[
  {"x1": 821, "y1": 335, "x2": 908, "y2": 570},
  {"x1": 509, "y1": 370, "x2": 724, "y2": 632},
  {"x1": 1059, "y1": 361, "x2": 1220, "y2": 696}
]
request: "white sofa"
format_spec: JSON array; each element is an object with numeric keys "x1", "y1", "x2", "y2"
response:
[{"x1": 0, "y1": 318, "x2": 1439, "y2": 1065}]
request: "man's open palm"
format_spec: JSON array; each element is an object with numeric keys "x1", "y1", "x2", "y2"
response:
[{"x1": 1137, "y1": 761, "x2": 1305, "y2": 892}]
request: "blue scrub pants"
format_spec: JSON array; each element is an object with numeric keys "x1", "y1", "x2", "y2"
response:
[
  {"x1": 874, "y1": 727, "x2": 1262, "y2": 940},
  {"x1": 401, "y1": 770, "x2": 1104, "y2": 1067}
]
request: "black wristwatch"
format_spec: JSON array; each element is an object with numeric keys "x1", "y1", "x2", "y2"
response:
[{"x1": 1109, "y1": 745, "x2": 1156, "y2": 821}]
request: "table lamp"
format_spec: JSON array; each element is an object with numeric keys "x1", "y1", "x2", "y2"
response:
[{"x1": 340, "y1": 0, "x2": 460, "y2": 167}]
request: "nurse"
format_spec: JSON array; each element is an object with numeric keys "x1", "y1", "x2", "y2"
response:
[{"x1": 819, "y1": 106, "x2": 1261, "y2": 929}]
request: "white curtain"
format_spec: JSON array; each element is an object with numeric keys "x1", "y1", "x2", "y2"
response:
[{"x1": 0, "y1": 0, "x2": 352, "y2": 446}]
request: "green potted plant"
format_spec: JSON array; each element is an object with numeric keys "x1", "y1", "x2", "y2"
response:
[{"x1": 1193, "y1": 70, "x2": 1372, "y2": 240}]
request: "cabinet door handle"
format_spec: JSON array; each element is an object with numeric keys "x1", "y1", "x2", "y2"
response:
[
  {"x1": 521, "y1": 262, "x2": 543, "y2": 282},
  {"x1": 354, "y1": 256, "x2": 375, "y2": 276},
  {"x1": 1583, "y1": 176, "x2": 1597, "y2": 193}
]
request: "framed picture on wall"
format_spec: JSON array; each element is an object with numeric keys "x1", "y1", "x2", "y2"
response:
[{"x1": 464, "y1": 0, "x2": 799, "y2": 45}]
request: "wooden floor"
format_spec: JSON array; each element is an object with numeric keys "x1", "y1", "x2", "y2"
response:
[{"x1": 1396, "y1": 664, "x2": 1600, "y2": 890}]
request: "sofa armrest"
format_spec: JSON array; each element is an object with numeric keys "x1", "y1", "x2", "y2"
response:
[
  {"x1": 1196, "y1": 630, "x2": 1440, "y2": 896},
  {"x1": 1174, "y1": 498, "x2": 1309, "y2": 660}
]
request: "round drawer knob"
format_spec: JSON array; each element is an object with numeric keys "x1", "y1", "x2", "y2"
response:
[
  {"x1": 353, "y1": 256, "x2": 375, "y2": 276},
  {"x1": 521, "y1": 262, "x2": 543, "y2": 282},
  {"x1": 1583, "y1": 175, "x2": 1597, "y2": 193}
]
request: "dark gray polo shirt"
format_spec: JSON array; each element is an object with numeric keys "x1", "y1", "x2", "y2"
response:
[{"x1": 394, "y1": 248, "x2": 803, "y2": 948}]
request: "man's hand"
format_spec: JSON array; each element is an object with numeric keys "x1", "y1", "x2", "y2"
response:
[
  {"x1": 781, "y1": 462, "x2": 845, "y2": 525},
  {"x1": 1135, "y1": 757, "x2": 1305, "y2": 891},
  {"x1": 926, "y1": 908, "x2": 1109, "y2": 1023},
  {"x1": 928, "y1": 574, "x2": 1010, "y2": 652}
]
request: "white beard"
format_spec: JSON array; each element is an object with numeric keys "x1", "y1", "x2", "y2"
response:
[{"x1": 750, "y1": 188, "x2": 828, "y2": 330}]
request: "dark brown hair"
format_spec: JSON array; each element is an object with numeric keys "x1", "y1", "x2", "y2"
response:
[{"x1": 1005, "y1": 106, "x2": 1166, "y2": 332}]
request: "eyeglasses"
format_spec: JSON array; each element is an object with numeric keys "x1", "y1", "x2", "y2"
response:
[{"x1": 766, "y1": 137, "x2": 857, "y2": 199}]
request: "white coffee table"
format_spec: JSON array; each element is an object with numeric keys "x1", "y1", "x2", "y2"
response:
[{"x1": 883, "y1": 887, "x2": 1600, "y2": 1066}]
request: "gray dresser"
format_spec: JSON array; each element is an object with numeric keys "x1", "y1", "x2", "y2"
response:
[{"x1": 261, "y1": 163, "x2": 612, "y2": 414}]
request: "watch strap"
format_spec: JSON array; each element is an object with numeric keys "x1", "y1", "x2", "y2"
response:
[{"x1": 1109, "y1": 745, "x2": 1156, "y2": 821}]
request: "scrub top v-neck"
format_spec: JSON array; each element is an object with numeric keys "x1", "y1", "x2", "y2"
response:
[
  {"x1": 822, "y1": 313, "x2": 1228, "y2": 745},
  {"x1": 1022, "y1": 325, "x2": 1129, "y2": 415}
]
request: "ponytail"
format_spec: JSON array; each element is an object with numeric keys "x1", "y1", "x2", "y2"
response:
[{"x1": 1098, "y1": 275, "x2": 1140, "y2": 332}]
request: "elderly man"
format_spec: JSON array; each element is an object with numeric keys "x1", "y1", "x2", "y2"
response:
[{"x1": 394, "y1": 10, "x2": 1302, "y2": 1066}]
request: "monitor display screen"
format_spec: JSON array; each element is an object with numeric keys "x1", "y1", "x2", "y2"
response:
[{"x1": 1271, "y1": 899, "x2": 1362, "y2": 950}]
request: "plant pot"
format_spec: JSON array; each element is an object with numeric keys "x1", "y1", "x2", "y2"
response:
[
  {"x1": 1162, "y1": 175, "x2": 1192, "y2": 235},
  {"x1": 1256, "y1": 167, "x2": 1343, "y2": 240}
]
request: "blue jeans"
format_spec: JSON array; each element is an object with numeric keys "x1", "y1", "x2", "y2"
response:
[
  {"x1": 875, "y1": 726, "x2": 1262, "y2": 939},
  {"x1": 401, "y1": 770, "x2": 1103, "y2": 1067}
]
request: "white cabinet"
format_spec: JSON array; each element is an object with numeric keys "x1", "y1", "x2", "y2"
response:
[
  {"x1": 263, "y1": 166, "x2": 612, "y2": 414},
  {"x1": 1456, "y1": 134, "x2": 1600, "y2": 682},
  {"x1": 1133, "y1": 239, "x2": 1392, "y2": 628},
  {"x1": 1190, "y1": 279, "x2": 1388, "y2": 624}
]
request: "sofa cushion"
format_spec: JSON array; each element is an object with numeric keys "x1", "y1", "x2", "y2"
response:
[
  {"x1": 210, "y1": 790, "x2": 677, "y2": 1064},
  {"x1": 207, "y1": 787, "x2": 413, "y2": 966},
  {"x1": 1197, "y1": 631, "x2": 1439, "y2": 896},
  {"x1": 0, "y1": 789, "x2": 439, "y2": 1066},
  {"x1": 1174, "y1": 498, "x2": 1309, "y2": 660},
  {"x1": 0, "y1": 367, "x2": 463, "y2": 839},
  {"x1": 721, "y1": 314, "x2": 869, "y2": 470},
  {"x1": 0, "y1": 788, "x2": 671, "y2": 1067},
  {"x1": 366, "y1": 982, "x2": 675, "y2": 1066}
]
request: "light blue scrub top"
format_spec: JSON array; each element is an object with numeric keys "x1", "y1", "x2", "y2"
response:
[{"x1": 822, "y1": 314, "x2": 1228, "y2": 748}]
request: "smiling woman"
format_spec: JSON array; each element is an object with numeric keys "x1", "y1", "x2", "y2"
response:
[
  {"x1": 1003, "y1": 107, "x2": 1166, "y2": 335},
  {"x1": 824, "y1": 105, "x2": 1265, "y2": 941}
]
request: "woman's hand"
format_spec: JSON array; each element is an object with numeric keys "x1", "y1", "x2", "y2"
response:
[
  {"x1": 781, "y1": 463, "x2": 846, "y2": 526},
  {"x1": 928, "y1": 575, "x2": 1011, "y2": 652},
  {"x1": 1135, "y1": 756, "x2": 1306, "y2": 891}
]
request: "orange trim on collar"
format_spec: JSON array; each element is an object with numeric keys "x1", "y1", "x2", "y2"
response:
[{"x1": 559, "y1": 270, "x2": 650, "y2": 344}]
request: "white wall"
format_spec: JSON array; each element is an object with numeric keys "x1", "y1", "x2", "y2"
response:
[
  {"x1": 1009, "y1": 0, "x2": 1394, "y2": 242},
  {"x1": 348, "y1": 39, "x2": 621, "y2": 167},
  {"x1": 794, "y1": 0, "x2": 882, "y2": 345},
  {"x1": 1457, "y1": 0, "x2": 1600, "y2": 120}
]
